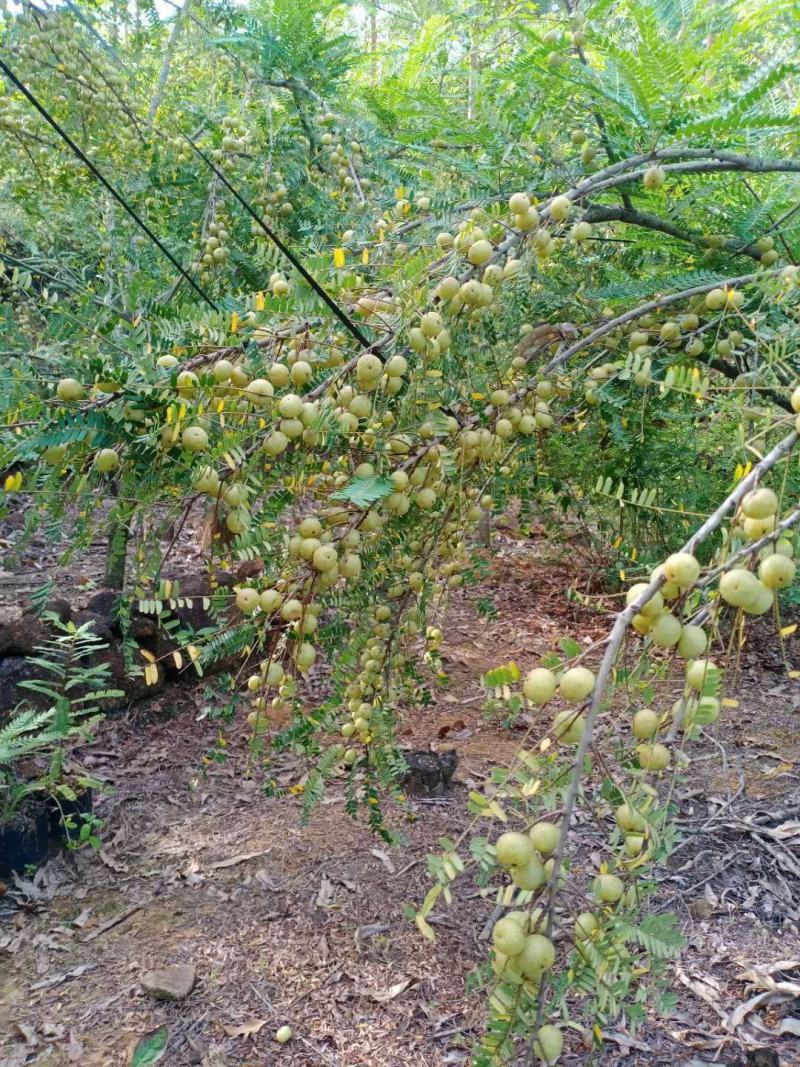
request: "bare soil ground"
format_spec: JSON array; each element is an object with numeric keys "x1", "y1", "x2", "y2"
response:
[{"x1": 1, "y1": 526, "x2": 800, "y2": 1067}]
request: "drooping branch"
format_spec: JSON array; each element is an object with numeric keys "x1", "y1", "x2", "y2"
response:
[
  {"x1": 581, "y1": 202, "x2": 762, "y2": 262},
  {"x1": 541, "y1": 424, "x2": 799, "y2": 923}
]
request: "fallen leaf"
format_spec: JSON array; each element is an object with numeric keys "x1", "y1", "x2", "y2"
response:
[
  {"x1": 130, "y1": 1025, "x2": 169, "y2": 1066},
  {"x1": 30, "y1": 964, "x2": 95, "y2": 992},
  {"x1": 72, "y1": 909, "x2": 93, "y2": 928},
  {"x1": 360, "y1": 978, "x2": 415, "y2": 1003},
  {"x1": 371, "y1": 848, "x2": 395, "y2": 874},
  {"x1": 209, "y1": 850, "x2": 269, "y2": 871},
  {"x1": 316, "y1": 874, "x2": 336, "y2": 908},
  {"x1": 222, "y1": 1019, "x2": 268, "y2": 1039}
]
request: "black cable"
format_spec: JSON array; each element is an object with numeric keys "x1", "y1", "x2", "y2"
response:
[
  {"x1": 0, "y1": 58, "x2": 218, "y2": 312},
  {"x1": 180, "y1": 134, "x2": 374, "y2": 349}
]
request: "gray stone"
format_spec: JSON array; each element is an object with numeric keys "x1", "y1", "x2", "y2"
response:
[{"x1": 141, "y1": 964, "x2": 197, "y2": 1001}]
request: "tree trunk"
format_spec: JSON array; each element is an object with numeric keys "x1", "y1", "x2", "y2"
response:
[{"x1": 147, "y1": 0, "x2": 190, "y2": 123}]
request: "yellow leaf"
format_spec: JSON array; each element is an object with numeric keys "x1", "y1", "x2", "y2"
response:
[
  {"x1": 395, "y1": 185, "x2": 405, "y2": 199},
  {"x1": 254, "y1": 291, "x2": 265, "y2": 311},
  {"x1": 721, "y1": 698, "x2": 739, "y2": 708},
  {"x1": 186, "y1": 644, "x2": 201, "y2": 661},
  {"x1": 333, "y1": 247, "x2": 346, "y2": 268},
  {"x1": 179, "y1": 403, "x2": 187, "y2": 421},
  {"x1": 230, "y1": 311, "x2": 239, "y2": 334},
  {"x1": 217, "y1": 399, "x2": 225, "y2": 413},
  {"x1": 788, "y1": 671, "x2": 800, "y2": 679},
  {"x1": 144, "y1": 664, "x2": 159, "y2": 686},
  {"x1": 163, "y1": 580, "x2": 173, "y2": 599},
  {"x1": 4, "y1": 475, "x2": 15, "y2": 491},
  {"x1": 539, "y1": 737, "x2": 552, "y2": 753},
  {"x1": 779, "y1": 623, "x2": 798, "y2": 637},
  {"x1": 166, "y1": 405, "x2": 174, "y2": 424},
  {"x1": 487, "y1": 800, "x2": 508, "y2": 822},
  {"x1": 140, "y1": 648, "x2": 156, "y2": 663},
  {"x1": 471, "y1": 392, "x2": 485, "y2": 400},
  {"x1": 619, "y1": 569, "x2": 626, "y2": 581},
  {"x1": 362, "y1": 247, "x2": 370, "y2": 264},
  {"x1": 415, "y1": 913, "x2": 436, "y2": 941},
  {"x1": 172, "y1": 651, "x2": 183, "y2": 670},
  {"x1": 630, "y1": 547, "x2": 638, "y2": 561}
]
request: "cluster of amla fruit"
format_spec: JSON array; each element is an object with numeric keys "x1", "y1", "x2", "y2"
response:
[
  {"x1": 250, "y1": 169, "x2": 294, "y2": 232},
  {"x1": 720, "y1": 486, "x2": 797, "y2": 614},
  {"x1": 211, "y1": 113, "x2": 250, "y2": 161},
  {"x1": 190, "y1": 210, "x2": 232, "y2": 287},
  {"x1": 337, "y1": 601, "x2": 428, "y2": 763},
  {"x1": 488, "y1": 828, "x2": 567, "y2": 1060},
  {"x1": 317, "y1": 111, "x2": 371, "y2": 196},
  {"x1": 245, "y1": 654, "x2": 295, "y2": 734}
]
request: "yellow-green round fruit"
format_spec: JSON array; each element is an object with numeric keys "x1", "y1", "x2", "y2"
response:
[
  {"x1": 743, "y1": 514, "x2": 777, "y2": 541},
  {"x1": 176, "y1": 370, "x2": 199, "y2": 396},
  {"x1": 632, "y1": 708, "x2": 659, "y2": 739},
  {"x1": 594, "y1": 873, "x2": 624, "y2": 902},
  {"x1": 637, "y1": 742, "x2": 670, "y2": 771},
  {"x1": 512, "y1": 854, "x2": 546, "y2": 890},
  {"x1": 93, "y1": 448, "x2": 119, "y2": 473},
  {"x1": 625, "y1": 584, "x2": 664, "y2": 618},
  {"x1": 280, "y1": 598, "x2": 303, "y2": 621},
  {"x1": 226, "y1": 508, "x2": 251, "y2": 535},
  {"x1": 685, "y1": 658, "x2": 717, "y2": 690},
  {"x1": 663, "y1": 552, "x2": 700, "y2": 588},
  {"x1": 43, "y1": 444, "x2": 67, "y2": 465},
  {"x1": 518, "y1": 933, "x2": 555, "y2": 978},
  {"x1": 759, "y1": 553, "x2": 796, "y2": 590},
  {"x1": 549, "y1": 195, "x2": 571, "y2": 222},
  {"x1": 523, "y1": 667, "x2": 557, "y2": 705},
  {"x1": 650, "y1": 613, "x2": 682, "y2": 648},
  {"x1": 742, "y1": 486, "x2": 778, "y2": 520},
  {"x1": 296, "y1": 643, "x2": 316, "y2": 671},
  {"x1": 533, "y1": 1024, "x2": 563, "y2": 1063},
  {"x1": 509, "y1": 192, "x2": 531, "y2": 215},
  {"x1": 420, "y1": 311, "x2": 443, "y2": 338},
  {"x1": 574, "y1": 911, "x2": 598, "y2": 940},
  {"x1": 492, "y1": 915, "x2": 527, "y2": 957},
  {"x1": 719, "y1": 567, "x2": 760, "y2": 608},
  {"x1": 625, "y1": 833, "x2": 645, "y2": 856},
  {"x1": 182, "y1": 426, "x2": 209, "y2": 452},
  {"x1": 495, "y1": 830, "x2": 535, "y2": 868},
  {"x1": 676, "y1": 624, "x2": 707, "y2": 659},
  {"x1": 530, "y1": 822, "x2": 560, "y2": 855},
  {"x1": 312, "y1": 544, "x2": 338, "y2": 573},
  {"x1": 705, "y1": 288, "x2": 727, "y2": 310},
  {"x1": 244, "y1": 378, "x2": 274, "y2": 406},
  {"x1": 278, "y1": 393, "x2": 303, "y2": 419},
  {"x1": 615, "y1": 803, "x2": 646, "y2": 833},
  {"x1": 356, "y1": 353, "x2": 383, "y2": 381},
  {"x1": 56, "y1": 377, "x2": 84, "y2": 402},
  {"x1": 643, "y1": 165, "x2": 666, "y2": 190},
  {"x1": 236, "y1": 587, "x2": 260, "y2": 615},
  {"x1": 467, "y1": 239, "x2": 494, "y2": 266},
  {"x1": 742, "y1": 581, "x2": 773, "y2": 615},
  {"x1": 275, "y1": 1025, "x2": 293, "y2": 1044},
  {"x1": 558, "y1": 666, "x2": 595, "y2": 703},
  {"x1": 156, "y1": 354, "x2": 179, "y2": 370},
  {"x1": 553, "y1": 709, "x2": 585, "y2": 743}
]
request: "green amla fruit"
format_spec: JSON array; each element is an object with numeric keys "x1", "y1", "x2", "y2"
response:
[
  {"x1": 93, "y1": 448, "x2": 120, "y2": 473},
  {"x1": 523, "y1": 667, "x2": 557, "y2": 704},
  {"x1": 676, "y1": 624, "x2": 707, "y2": 659},
  {"x1": 552, "y1": 709, "x2": 585, "y2": 743},
  {"x1": 637, "y1": 742, "x2": 670, "y2": 771},
  {"x1": 594, "y1": 873, "x2": 624, "y2": 902},
  {"x1": 649, "y1": 613, "x2": 682, "y2": 648},
  {"x1": 574, "y1": 911, "x2": 598, "y2": 940},
  {"x1": 632, "y1": 708, "x2": 659, "y2": 739},
  {"x1": 557, "y1": 666, "x2": 595, "y2": 702},
  {"x1": 533, "y1": 1024, "x2": 563, "y2": 1063},
  {"x1": 759, "y1": 553, "x2": 796, "y2": 590},
  {"x1": 275, "y1": 1025, "x2": 293, "y2": 1044},
  {"x1": 495, "y1": 831, "x2": 535, "y2": 868},
  {"x1": 492, "y1": 915, "x2": 527, "y2": 956},
  {"x1": 529, "y1": 821, "x2": 559, "y2": 854}
]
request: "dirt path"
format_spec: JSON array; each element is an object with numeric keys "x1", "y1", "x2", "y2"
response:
[{"x1": 1, "y1": 532, "x2": 799, "y2": 1066}]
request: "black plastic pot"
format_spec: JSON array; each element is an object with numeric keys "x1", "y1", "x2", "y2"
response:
[
  {"x1": 48, "y1": 788, "x2": 93, "y2": 843},
  {"x1": 0, "y1": 801, "x2": 50, "y2": 877}
]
